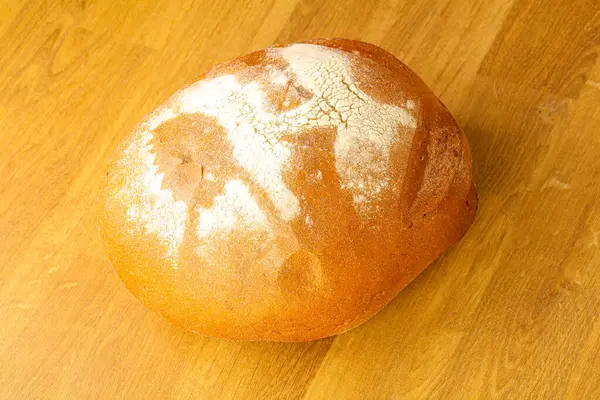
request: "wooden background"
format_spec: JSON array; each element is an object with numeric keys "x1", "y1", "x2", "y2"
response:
[{"x1": 1, "y1": 0, "x2": 599, "y2": 398}]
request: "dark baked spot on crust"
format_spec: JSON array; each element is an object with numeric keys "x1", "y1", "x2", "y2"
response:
[
  {"x1": 400, "y1": 94, "x2": 464, "y2": 218},
  {"x1": 151, "y1": 113, "x2": 238, "y2": 204},
  {"x1": 237, "y1": 50, "x2": 269, "y2": 67}
]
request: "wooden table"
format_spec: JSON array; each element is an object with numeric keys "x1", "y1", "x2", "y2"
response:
[{"x1": 2, "y1": 0, "x2": 599, "y2": 398}]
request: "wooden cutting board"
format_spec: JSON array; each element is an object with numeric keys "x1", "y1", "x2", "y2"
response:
[{"x1": 1, "y1": 0, "x2": 599, "y2": 398}]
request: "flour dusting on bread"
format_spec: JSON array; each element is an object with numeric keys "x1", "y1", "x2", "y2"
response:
[{"x1": 116, "y1": 43, "x2": 418, "y2": 255}]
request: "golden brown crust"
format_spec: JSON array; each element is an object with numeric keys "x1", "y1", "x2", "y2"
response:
[{"x1": 98, "y1": 38, "x2": 477, "y2": 341}]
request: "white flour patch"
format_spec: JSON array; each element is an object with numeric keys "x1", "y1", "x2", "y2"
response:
[
  {"x1": 146, "y1": 106, "x2": 177, "y2": 132},
  {"x1": 269, "y1": 68, "x2": 289, "y2": 86},
  {"x1": 120, "y1": 43, "x2": 418, "y2": 249},
  {"x1": 305, "y1": 214, "x2": 314, "y2": 227},
  {"x1": 196, "y1": 180, "x2": 268, "y2": 238},
  {"x1": 309, "y1": 169, "x2": 323, "y2": 182},
  {"x1": 278, "y1": 44, "x2": 416, "y2": 211},
  {"x1": 172, "y1": 44, "x2": 416, "y2": 217},
  {"x1": 119, "y1": 133, "x2": 188, "y2": 260},
  {"x1": 176, "y1": 76, "x2": 301, "y2": 221}
]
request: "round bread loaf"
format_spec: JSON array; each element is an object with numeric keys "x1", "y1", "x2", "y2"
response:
[{"x1": 98, "y1": 38, "x2": 477, "y2": 342}]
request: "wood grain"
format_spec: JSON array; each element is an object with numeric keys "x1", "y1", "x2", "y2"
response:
[{"x1": 1, "y1": 0, "x2": 599, "y2": 398}]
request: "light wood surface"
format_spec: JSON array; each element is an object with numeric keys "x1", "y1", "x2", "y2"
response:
[{"x1": 1, "y1": 0, "x2": 600, "y2": 398}]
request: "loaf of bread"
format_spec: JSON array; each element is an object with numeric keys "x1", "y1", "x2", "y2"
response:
[{"x1": 98, "y1": 38, "x2": 477, "y2": 342}]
